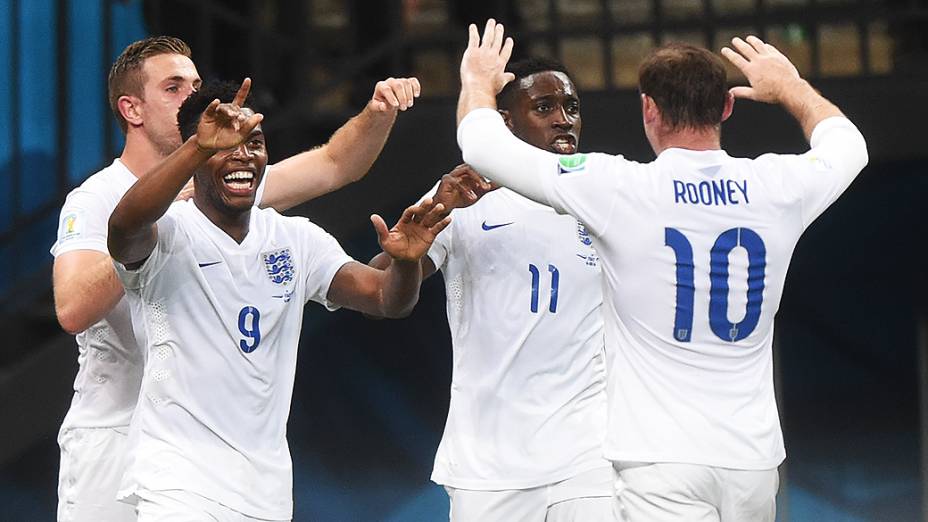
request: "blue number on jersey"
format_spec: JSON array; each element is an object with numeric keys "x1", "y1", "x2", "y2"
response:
[
  {"x1": 528, "y1": 263, "x2": 560, "y2": 313},
  {"x1": 664, "y1": 228, "x2": 695, "y2": 342},
  {"x1": 238, "y1": 306, "x2": 262, "y2": 353},
  {"x1": 665, "y1": 227, "x2": 766, "y2": 342}
]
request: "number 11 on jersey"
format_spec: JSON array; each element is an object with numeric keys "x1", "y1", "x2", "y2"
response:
[{"x1": 529, "y1": 263, "x2": 559, "y2": 313}]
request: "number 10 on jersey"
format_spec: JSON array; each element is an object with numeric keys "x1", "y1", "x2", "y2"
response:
[{"x1": 664, "y1": 227, "x2": 766, "y2": 343}]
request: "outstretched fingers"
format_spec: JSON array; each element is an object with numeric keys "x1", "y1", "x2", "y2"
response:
[
  {"x1": 233, "y1": 78, "x2": 252, "y2": 107},
  {"x1": 370, "y1": 214, "x2": 390, "y2": 243},
  {"x1": 428, "y1": 216, "x2": 452, "y2": 237}
]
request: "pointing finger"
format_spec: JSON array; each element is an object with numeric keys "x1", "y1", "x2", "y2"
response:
[{"x1": 233, "y1": 78, "x2": 251, "y2": 107}]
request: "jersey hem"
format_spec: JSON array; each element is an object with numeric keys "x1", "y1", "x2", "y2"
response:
[
  {"x1": 603, "y1": 451, "x2": 784, "y2": 471},
  {"x1": 118, "y1": 484, "x2": 292, "y2": 520},
  {"x1": 431, "y1": 460, "x2": 611, "y2": 491}
]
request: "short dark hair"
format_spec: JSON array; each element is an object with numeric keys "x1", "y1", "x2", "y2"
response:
[
  {"x1": 498, "y1": 57, "x2": 572, "y2": 110},
  {"x1": 108, "y1": 36, "x2": 192, "y2": 133},
  {"x1": 638, "y1": 43, "x2": 728, "y2": 130},
  {"x1": 177, "y1": 80, "x2": 253, "y2": 142}
]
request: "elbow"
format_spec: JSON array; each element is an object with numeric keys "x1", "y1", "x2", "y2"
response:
[
  {"x1": 380, "y1": 298, "x2": 417, "y2": 320},
  {"x1": 55, "y1": 301, "x2": 89, "y2": 335}
]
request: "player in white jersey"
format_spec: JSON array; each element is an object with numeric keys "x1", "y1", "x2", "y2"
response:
[
  {"x1": 51, "y1": 36, "x2": 421, "y2": 521},
  {"x1": 105, "y1": 79, "x2": 449, "y2": 520},
  {"x1": 455, "y1": 21, "x2": 868, "y2": 521},
  {"x1": 371, "y1": 57, "x2": 611, "y2": 521}
]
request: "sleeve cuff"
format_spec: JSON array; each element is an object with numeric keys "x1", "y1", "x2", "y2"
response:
[
  {"x1": 457, "y1": 108, "x2": 505, "y2": 151},
  {"x1": 809, "y1": 116, "x2": 858, "y2": 148}
]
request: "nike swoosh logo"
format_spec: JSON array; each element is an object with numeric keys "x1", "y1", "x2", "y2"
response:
[
  {"x1": 198, "y1": 261, "x2": 222, "y2": 268},
  {"x1": 481, "y1": 221, "x2": 514, "y2": 231}
]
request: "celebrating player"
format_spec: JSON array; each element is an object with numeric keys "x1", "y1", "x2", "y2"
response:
[
  {"x1": 456, "y1": 20, "x2": 868, "y2": 521},
  {"x1": 51, "y1": 36, "x2": 419, "y2": 521},
  {"x1": 372, "y1": 57, "x2": 611, "y2": 521},
  {"x1": 106, "y1": 79, "x2": 448, "y2": 520}
]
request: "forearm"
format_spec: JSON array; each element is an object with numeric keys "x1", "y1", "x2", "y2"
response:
[
  {"x1": 456, "y1": 85, "x2": 498, "y2": 125},
  {"x1": 779, "y1": 79, "x2": 844, "y2": 142},
  {"x1": 109, "y1": 137, "x2": 210, "y2": 263},
  {"x1": 458, "y1": 109, "x2": 555, "y2": 205},
  {"x1": 260, "y1": 103, "x2": 397, "y2": 211},
  {"x1": 378, "y1": 258, "x2": 423, "y2": 318},
  {"x1": 53, "y1": 255, "x2": 124, "y2": 334}
]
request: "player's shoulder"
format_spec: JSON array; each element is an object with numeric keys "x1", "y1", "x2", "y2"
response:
[
  {"x1": 65, "y1": 159, "x2": 136, "y2": 202},
  {"x1": 253, "y1": 206, "x2": 332, "y2": 240}
]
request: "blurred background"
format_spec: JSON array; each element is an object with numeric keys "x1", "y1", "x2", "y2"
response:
[{"x1": 0, "y1": 0, "x2": 926, "y2": 520}]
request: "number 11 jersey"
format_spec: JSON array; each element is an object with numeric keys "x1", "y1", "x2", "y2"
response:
[{"x1": 427, "y1": 187, "x2": 610, "y2": 490}]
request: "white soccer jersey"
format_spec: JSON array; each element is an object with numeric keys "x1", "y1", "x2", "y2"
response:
[
  {"x1": 50, "y1": 160, "x2": 270, "y2": 432},
  {"x1": 51, "y1": 159, "x2": 144, "y2": 431},
  {"x1": 428, "y1": 187, "x2": 609, "y2": 490},
  {"x1": 459, "y1": 109, "x2": 868, "y2": 470},
  {"x1": 113, "y1": 200, "x2": 349, "y2": 520}
]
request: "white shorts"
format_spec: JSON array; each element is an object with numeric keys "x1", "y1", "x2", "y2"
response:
[
  {"x1": 445, "y1": 466, "x2": 613, "y2": 522},
  {"x1": 612, "y1": 462, "x2": 779, "y2": 522},
  {"x1": 135, "y1": 489, "x2": 286, "y2": 522},
  {"x1": 57, "y1": 426, "x2": 135, "y2": 522}
]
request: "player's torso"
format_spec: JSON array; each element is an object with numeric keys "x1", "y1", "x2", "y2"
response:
[
  {"x1": 599, "y1": 149, "x2": 803, "y2": 467},
  {"x1": 433, "y1": 189, "x2": 608, "y2": 487},
  {"x1": 443, "y1": 189, "x2": 604, "y2": 388},
  {"x1": 135, "y1": 204, "x2": 307, "y2": 446},
  {"x1": 59, "y1": 161, "x2": 144, "y2": 430}
]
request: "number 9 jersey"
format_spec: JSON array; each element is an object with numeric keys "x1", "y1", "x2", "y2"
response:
[{"x1": 113, "y1": 200, "x2": 353, "y2": 520}]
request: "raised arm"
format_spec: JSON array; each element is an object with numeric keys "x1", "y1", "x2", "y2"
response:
[
  {"x1": 108, "y1": 79, "x2": 263, "y2": 266},
  {"x1": 327, "y1": 199, "x2": 450, "y2": 318},
  {"x1": 259, "y1": 78, "x2": 421, "y2": 211},
  {"x1": 721, "y1": 36, "x2": 844, "y2": 141}
]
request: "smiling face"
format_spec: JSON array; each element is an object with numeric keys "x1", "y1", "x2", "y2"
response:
[
  {"x1": 503, "y1": 71, "x2": 582, "y2": 154},
  {"x1": 194, "y1": 114, "x2": 268, "y2": 215},
  {"x1": 138, "y1": 53, "x2": 201, "y2": 155}
]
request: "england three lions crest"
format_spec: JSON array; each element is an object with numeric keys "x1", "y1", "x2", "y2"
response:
[{"x1": 263, "y1": 248, "x2": 295, "y2": 286}]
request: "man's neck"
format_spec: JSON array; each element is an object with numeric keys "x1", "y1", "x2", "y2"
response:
[
  {"x1": 118, "y1": 132, "x2": 169, "y2": 179},
  {"x1": 193, "y1": 197, "x2": 251, "y2": 244},
  {"x1": 653, "y1": 126, "x2": 722, "y2": 155}
]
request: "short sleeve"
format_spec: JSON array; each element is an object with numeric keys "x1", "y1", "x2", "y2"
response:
[
  {"x1": 299, "y1": 220, "x2": 355, "y2": 309},
  {"x1": 50, "y1": 188, "x2": 112, "y2": 257},
  {"x1": 112, "y1": 210, "x2": 183, "y2": 292},
  {"x1": 768, "y1": 117, "x2": 868, "y2": 228},
  {"x1": 254, "y1": 164, "x2": 272, "y2": 208},
  {"x1": 416, "y1": 181, "x2": 453, "y2": 270},
  {"x1": 543, "y1": 152, "x2": 629, "y2": 237}
]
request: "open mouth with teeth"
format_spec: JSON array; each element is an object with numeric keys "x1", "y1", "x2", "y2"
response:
[
  {"x1": 551, "y1": 135, "x2": 577, "y2": 154},
  {"x1": 222, "y1": 170, "x2": 256, "y2": 195}
]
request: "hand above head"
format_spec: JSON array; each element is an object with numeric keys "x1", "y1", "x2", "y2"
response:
[
  {"x1": 460, "y1": 19, "x2": 516, "y2": 95},
  {"x1": 721, "y1": 36, "x2": 803, "y2": 104},
  {"x1": 370, "y1": 77, "x2": 422, "y2": 112},
  {"x1": 194, "y1": 78, "x2": 264, "y2": 152},
  {"x1": 371, "y1": 198, "x2": 451, "y2": 262},
  {"x1": 434, "y1": 164, "x2": 498, "y2": 211}
]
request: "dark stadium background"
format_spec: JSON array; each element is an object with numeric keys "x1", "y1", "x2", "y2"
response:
[{"x1": 1, "y1": 0, "x2": 926, "y2": 520}]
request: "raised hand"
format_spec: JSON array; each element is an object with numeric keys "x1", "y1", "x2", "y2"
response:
[
  {"x1": 460, "y1": 19, "x2": 515, "y2": 94},
  {"x1": 721, "y1": 36, "x2": 802, "y2": 104},
  {"x1": 370, "y1": 77, "x2": 422, "y2": 112},
  {"x1": 434, "y1": 164, "x2": 497, "y2": 211},
  {"x1": 371, "y1": 198, "x2": 451, "y2": 262},
  {"x1": 195, "y1": 78, "x2": 264, "y2": 151}
]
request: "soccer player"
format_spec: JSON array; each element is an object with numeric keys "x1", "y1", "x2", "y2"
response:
[
  {"x1": 456, "y1": 21, "x2": 868, "y2": 521},
  {"x1": 373, "y1": 57, "x2": 611, "y2": 521},
  {"x1": 50, "y1": 36, "x2": 419, "y2": 521},
  {"x1": 106, "y1": 79, "x2": 448, "y2": 520}
]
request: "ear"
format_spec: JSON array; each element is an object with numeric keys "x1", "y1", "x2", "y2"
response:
[
  {"x1": 720, "y1": 91, "x2": 734, "y2": 123},
  {"x1": 117, "y1": 95, "x2": 144, "y2": 128},
  {"x1": 641, "y1": 93, "x2": 659, "y2": 124},
  {"x1": 498, "y1": 109, "x2": 513, "y2": 130}
]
